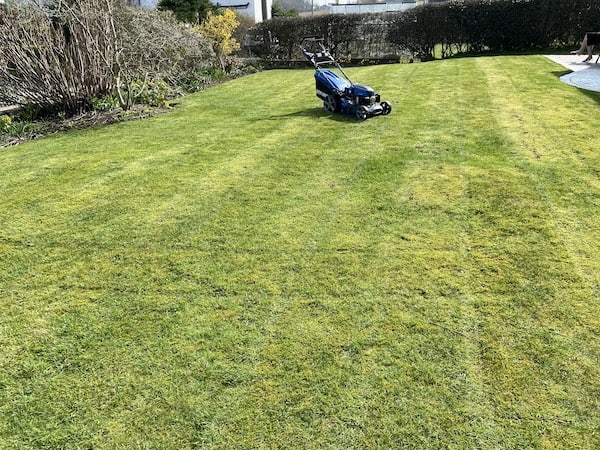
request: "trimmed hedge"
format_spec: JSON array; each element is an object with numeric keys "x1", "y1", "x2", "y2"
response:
[
  {"x1": 248, "y1": 14, "x2": 400, "y2": 63},
  {"x1": 415, "y1": 0, "x2": 600, "y2": 55},
  {"x1": 248, "y1": 0, "x2": 600, "y2": 61}
]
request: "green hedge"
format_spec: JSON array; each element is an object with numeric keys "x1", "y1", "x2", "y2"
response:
[
  {"x1": 248, "y1": 14, "x2": 399, "y2": 63},
  {"x1": 248, "y1": 0, "x2": 600, "y2": 61},
  {"x1": 413, "y1": 0, "x2": 600, "y2": 55}
]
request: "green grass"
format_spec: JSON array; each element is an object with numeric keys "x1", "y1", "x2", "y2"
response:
[{"x1": 0, "y1": 55, "x2": 599, "y2": 449}]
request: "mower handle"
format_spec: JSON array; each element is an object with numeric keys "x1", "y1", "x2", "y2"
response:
[
  {"x1": 300, "y1": 36, "x2": 335, "y2": 68},
  {"x1": 300, "y1": 36, "x2": 324, "y2": 45}
]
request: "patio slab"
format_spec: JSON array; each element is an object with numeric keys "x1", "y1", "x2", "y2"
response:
[{"x1": 545, "y1": 54, "x2": 600, "y2": 92}]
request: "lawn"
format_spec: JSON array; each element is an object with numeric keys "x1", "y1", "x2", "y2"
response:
[{"x1": 0, "y1": 55, "x2": 599, "y2": 449}]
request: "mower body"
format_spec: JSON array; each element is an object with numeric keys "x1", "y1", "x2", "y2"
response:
[{"x1": 300, "y1": 37, "x2": 391, "y2": 120}]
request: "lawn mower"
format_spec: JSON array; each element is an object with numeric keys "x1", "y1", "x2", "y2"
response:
[{"x1": 299, "y1": 36, "x2": 391, "y2": 120}]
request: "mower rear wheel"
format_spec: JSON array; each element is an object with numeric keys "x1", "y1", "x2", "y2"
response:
[
  {"x1": 381, "y1": 101, "x2": 392, "y2": 115},
  {"x1": 323, "y1": 95, "x2": 337, "y2": 113},
  {"x1": 356, "y1": 106, "x2": 368, "y2": 121}
]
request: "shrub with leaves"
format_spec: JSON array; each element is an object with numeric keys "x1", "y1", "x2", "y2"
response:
[
  {"x1": 0, "y1": 114, "x2": 12, "y2": 133},
  {"x1": 194, "y1": 9, "x2": 240, "y2": 71}
]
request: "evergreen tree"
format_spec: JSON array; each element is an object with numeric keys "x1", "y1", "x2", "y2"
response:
[{"x1": 158, "y1": 0, "x2": 216, "y2": 24}]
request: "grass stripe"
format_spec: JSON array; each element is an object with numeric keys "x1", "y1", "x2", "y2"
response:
[{"x1": 0, "y1": 56, "x2": 598, "y2": 448}]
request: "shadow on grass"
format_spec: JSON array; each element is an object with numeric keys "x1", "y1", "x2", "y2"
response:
[
  {"x1": 550, "y1": 69, "x2": 600, "y2": 106},
  {"x1": 574, "y1": 87, "x2": 600, "y2": 104},
  {"x1": 445, "y1": 46, "x2": 580, "y2": 60},
  {"x1": 265, "y1": 107, "x2": 366, "y2": 123}
]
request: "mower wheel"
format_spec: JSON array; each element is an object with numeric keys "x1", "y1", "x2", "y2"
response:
[
  {"x1": 356, "y1": 106, "x2": 368, "y2": 121},
  {"x1": 323, "y1": 95, "x2": 337, "y2": 113},
  {"x1": 381, "y1": 101, "x2": 392, "y2": 115}
]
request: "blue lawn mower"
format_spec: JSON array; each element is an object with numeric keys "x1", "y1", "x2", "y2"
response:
[{"x1": 300, "y1": 36, "x2": 391, "y2": 120}]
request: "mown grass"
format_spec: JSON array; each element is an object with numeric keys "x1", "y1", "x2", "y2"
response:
[{"x1": 0, "y1": 55, "x2": 599, "y2": 449}]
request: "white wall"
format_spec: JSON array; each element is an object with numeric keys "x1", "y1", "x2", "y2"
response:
[
  {"x1": 215, "y1": 0, "x2": 272, "y2": 23},
  {"x1": 329, "y1": 1, "x2": 422, "y2": 15},
  {"x1": 139, "y1": 0, "x2": 158, "y2": 7},
  {"x1": 129, "y1": 0, "x2": 159, "y2": 7}
]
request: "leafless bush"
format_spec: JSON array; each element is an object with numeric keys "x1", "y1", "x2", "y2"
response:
[
  {"x1": 114, "y1": 5, "x2": 215, "y2": 109},
  {"x1": 0, "y1": 0, "x2": 214, "y2": 115}
]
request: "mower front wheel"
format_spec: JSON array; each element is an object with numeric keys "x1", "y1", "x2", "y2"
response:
[
  {"x1": 381, "y1": 101, "x2": 392, "y2": 115},
  {"x1": 356, "y1": 106, "x2": 368, "y2": 121},
  {"x1": 323, "y1": 95, "x2": 337, "y2": 113}
]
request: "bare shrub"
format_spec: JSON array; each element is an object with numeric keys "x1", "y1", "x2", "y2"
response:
[
  {"x1": 0, "y1": 0, "x2": 214, "y2": 115},
  {"x1": 114, "y1": 5, "x2": 215, "y2": 109}
]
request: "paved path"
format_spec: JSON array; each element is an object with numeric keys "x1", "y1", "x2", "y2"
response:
[{"x1": 545, "y1": 54, "x2": 600, "y2": 92}]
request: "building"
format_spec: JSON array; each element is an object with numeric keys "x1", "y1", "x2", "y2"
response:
[
  {"x1": 214, "y1": 0, "x2": 272, "y2": 23},
  {"x1": 327, "y1": 0, "x2": 426, "y2": 15},
  {"x1": 133, "y1": 0, "x2": 272, "y2": 23}
]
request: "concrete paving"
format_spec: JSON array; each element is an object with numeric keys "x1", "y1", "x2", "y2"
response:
[{"x1": 545, "y1": 54, "x2": 600, "y2": 92}]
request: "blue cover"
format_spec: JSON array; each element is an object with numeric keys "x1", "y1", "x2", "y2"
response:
[{"x1": 315, "y1": 69, "x2": 350, "y2": 92}]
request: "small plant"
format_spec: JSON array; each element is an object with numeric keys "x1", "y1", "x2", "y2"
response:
[
  {"x1": 8, "y1": 120, "x2": 45, "y2": 136},
  {"x1": 91, "y1": 94, "x2": 120, "y2": 112},
  {"x1": 17, "y1": 105, "x2": 41, "y2": 123},
  {"x1": 223, "y1": 55, "x2": 258, "y2": 76},
  {"x1": 173, "y1": 69, "x2": 218, "y2": 93},
  {"x1": 130, "y1": 79, "x2": 170, "y2": 107},
  {"x1": 0, "y1": 114, "x2": 12, "y2": 133},
  {"x1": 0, "y1": 116, "x2": 46, "y2": 144}
]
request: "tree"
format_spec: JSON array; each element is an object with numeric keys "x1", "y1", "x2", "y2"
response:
[
  {"x1": 194, "y1": 8, "x2": 240, "y2": 70},
  {"x1": 272, "y1": 1, "x2": 298, "y2": 17},
  {"x1": 158, "y1": 0, "x2": 216, "y2": 24}
]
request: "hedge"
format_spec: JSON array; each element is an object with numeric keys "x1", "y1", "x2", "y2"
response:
[
  {"x1": 247, "y1": 14, "x2": 398, "y2": 63},
  {"x1": 248, "y1": 0, "x2": 600, "y2": 62}
]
